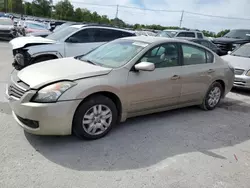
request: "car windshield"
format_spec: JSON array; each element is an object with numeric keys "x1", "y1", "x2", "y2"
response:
[
  {"x1": 231, "y1": 44, "x2": 250, "y2": 58},
  {"x1": 0, "y1": 18, "x2": 12, "y2": 25},
  {"x1": 78, "y1": 39, "x2": 148, "y2": 68},
  {"x1": 157, "y1": 31, "x2": 175, "y2": 38},
  {"x1": 224, "y1": 30, "x2": 250, "y2": 40},
  {"x1": 46, "y1": 26, "x2": 78, "y2": 41}
]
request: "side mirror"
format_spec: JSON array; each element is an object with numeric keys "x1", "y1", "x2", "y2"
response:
[
  {"x1": 67, "y1": 37, "x2": 78, "y2": 43},
  {"x1": 134, "y1": 62, "x2": 155, "y2": 71},
  {"x1": 228, "y1": 51, "x2": 232, "y2": 55}
]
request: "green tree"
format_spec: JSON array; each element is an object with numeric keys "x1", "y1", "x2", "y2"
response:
[
  {"x1": 31, "y1": 0, "x2": 52, "y2": 17},
  {"x1": 74, "y1": 7, "x2": 82, "y2": 22},
  {"x1": 24, "y1": 2, "x2": 33, "y2": 15},
  {"x1": 100, "y1": 15, "x2": 110, "y2": 24},
  {"x1": 54, "y1": 0, "x2": 74, "y2": 20},
  {"x1": 216, "y1": 29, "x2": 230, "y2": 37},
  {"x1": 91, "y1": 11, "x2": 101, "y2": 23},
  {"x1": 81, "y1": 8, "x2": 92, "y2": 22}
]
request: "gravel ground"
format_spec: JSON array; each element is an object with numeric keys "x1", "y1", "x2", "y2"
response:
[{"x1": 0, "y1": 41, "x2": 250, "y2": 188}]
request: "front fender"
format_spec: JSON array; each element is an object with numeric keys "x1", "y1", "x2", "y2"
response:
[{"x1": 26, "y1": 43, "x2": 64, "y2": 58}]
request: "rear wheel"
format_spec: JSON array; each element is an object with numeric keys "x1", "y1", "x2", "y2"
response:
[
  {"x1": 73, "y1": 95, "x2": 118, "y2": 140},
  {"x1": 201, "y1": 82, "x2": 223, "y2": 110}
]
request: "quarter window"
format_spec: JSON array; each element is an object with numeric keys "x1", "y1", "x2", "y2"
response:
[
  {"x1": 206, "y1": 51, "x2": 214, "y2": 63},
  {"x1": 140, "y1": 43, "x2": 179, "y2": 68},
  {"x1": 197, "y1": 33, "x2": 203, "y2": 39},
  {"x1": 182, "y1": 44, "x2": 206, "y2": 65}
]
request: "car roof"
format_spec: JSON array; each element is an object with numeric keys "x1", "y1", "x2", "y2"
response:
[{"x1": 70, "y1": 24, "x2": 135, "y2": 33}]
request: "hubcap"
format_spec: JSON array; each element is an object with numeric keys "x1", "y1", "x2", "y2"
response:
[
  {"x1": 208, "y1": 87, "x2": 221, "y2": 107},
  {"x1": 82, "y1": 104, "x2": 112, "y2": 136}
]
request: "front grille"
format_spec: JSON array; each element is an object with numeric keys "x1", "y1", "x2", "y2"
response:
[
  {"x1": 9, "y1": 84, "x2": 26, "y2": 99},
  {"x1": 234, "y1": 69, "x2": 245, "y2": 75},
  {"x1": 8, "y1": 73, "x2": 30, "y2": 99},
  {"x1": 214, "y1": 43, "x2": 231, "y2": 51}
]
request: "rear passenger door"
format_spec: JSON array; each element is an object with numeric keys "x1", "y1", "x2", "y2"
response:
[{"x1": 179, "y1": 43, "x2": 216, "y2": 103}]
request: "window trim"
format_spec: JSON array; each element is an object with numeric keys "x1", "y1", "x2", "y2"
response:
[
  {"x1": 179, "y1": 43, "x2": 215, "y2": 66},
  {"x1": 131, "y1": 42, "x2": 181, "y2": 71}
]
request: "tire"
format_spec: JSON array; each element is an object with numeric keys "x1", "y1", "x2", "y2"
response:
[
  {"x1": 73, "y1": 95, "x2": 118, "y2": 140},
  {"x1": 200, "y1": 82, "x2": 223, "y2": 110}
]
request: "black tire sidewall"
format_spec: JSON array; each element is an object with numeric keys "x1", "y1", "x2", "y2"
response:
[
  {"x1": 204, "y1": 82, "x2": 223, "y2": 110},
  {"x1": 73, "y1": 95, "x2": 118, "y2": 140}
]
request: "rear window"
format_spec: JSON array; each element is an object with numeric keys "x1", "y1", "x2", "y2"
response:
[{"x1": 177, "y1": 32, "x2": 196, "y2": 38}]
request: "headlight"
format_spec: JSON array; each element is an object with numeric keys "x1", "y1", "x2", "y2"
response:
[
  {"x1": 32, "y1": 81, "x2": 76, "y2": 103},
  {"x1": 246, "y1": 70, "x2": 250, "y2": 76},
  {"x1": 232, "y1": 44, "x2": 241, "y2": 50},
  {"x1": 15, "y1": 53, "x2": 24, "y2": 65}
]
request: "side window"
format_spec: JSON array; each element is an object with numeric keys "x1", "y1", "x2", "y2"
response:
[
  {"x1": 185, "y1": 32, "x2": 196, "y2": 38},
  {"x1": 176, "y1": 32, "x2": 186, "y2": 37},
  {"x1": 140, "y1": 43, "x2": 179, "y2": 68},
  {"x1": 69, "y1": 28, "x2": 95, "y2": 43},
  {"x1": 182, "y1": 44, "x2": 206, "y2": 65},
  {"x1": 206, "y1": 51, "x2": 214, "y2": 63},
  {"x1": 197, "y1": 33, "x2": 203, "y2": 39},
  {"x1": 94, "y1": 28, "x2": 114, "y2": 42}
]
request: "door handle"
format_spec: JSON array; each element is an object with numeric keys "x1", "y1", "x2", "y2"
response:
[
  {"x1": 171, "y1": 75, "x2": 180, "y2": 80},
  {"x1": 207, "y1": 69, "x2": 215, "y2": 73}
]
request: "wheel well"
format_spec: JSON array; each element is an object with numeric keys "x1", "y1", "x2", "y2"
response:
[
  {"x1": 215, "y1": 80, "x2": 225, "y2": 95},
  {"x1": 32, "y1": 54, "x2": 58, "y2": 63},
  {"x1": 77, "y1": 91, "x2": 122, "y2": 122}
]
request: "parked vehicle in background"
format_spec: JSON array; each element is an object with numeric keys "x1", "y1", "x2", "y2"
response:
[
  {"x1": 0, "y1": 17, "x2": 17, "y2": 40},
  {"x1": 10, "y1": 24, "x2": 136, "y2": 70},
  {"x1": 157, "y1": 29, "x2": 205, "y2": 39},
  {"x1": 222, "y1": 43, "x2": 250, "y2": 89},
  {"x1": 135, "y1": 30, "x2": 156, "y2": 36},
  {"x1": 213, "y1": 29, "x2": 250, "y2": 55},
  {"x1": 52, "y1": 22, "x2": 79, "y2": 33},
  {"x1": 49, "y1": 21, "x2": 65, "y2": 31},
  {"x1": 6, "y1": 36, "x2": 234, "y2": 140},
  {"x1": 178, "y1": 37, "x2": 224, "y2": 56},
  {"x1": 17, "y1": 20, "x2": 52, "y2": 37}
]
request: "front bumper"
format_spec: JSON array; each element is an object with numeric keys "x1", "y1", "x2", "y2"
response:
[
  {"x1": 234, "y1": 75, "x2": 250, "y2": 89},
  {"x1": 6, "y1": 85, "x2": 81, "y2": 136}
]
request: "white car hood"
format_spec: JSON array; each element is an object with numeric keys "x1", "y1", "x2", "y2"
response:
[
  {"x1": 0, "y1": 25, "x2": 14, "y2": 30},
  {"x1": 9, "y1": 36, "x2": 55, "y2": 50},
  {"x1": 18, "y1": 57, "x2": 112, "y2": 89},
  {"x1": 222, "y1": 55, "x2": 250, "y2": 70}
]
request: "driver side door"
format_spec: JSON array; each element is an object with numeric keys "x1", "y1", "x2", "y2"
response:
[{"x1": 126, "y1": 43, "x2": 182, "y2": 115}]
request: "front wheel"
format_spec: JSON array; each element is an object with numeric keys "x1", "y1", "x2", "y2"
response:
[
  {"x1": 200, "y1": 82, "x2": 223, "y2": 110},
  {"x1": 73, "y1": 95, "x2": 118, "y2": 140}
]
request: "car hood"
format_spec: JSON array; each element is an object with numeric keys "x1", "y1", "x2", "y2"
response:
[
  {"x1": 0, "y1": 25, "x2": 14, "y2": 30},
  {"x1": 213, "y1": 37, "x2": 247, "y2": 44},
  {"x1": 9, "y1": 36, "x2": 55, "y2": 50},
  {"x1": 221, "y1": 55, "x2": 250, "y2": 70},
  {"x1": 18, "y1": 57, "x2": 112, "y2": 89}
]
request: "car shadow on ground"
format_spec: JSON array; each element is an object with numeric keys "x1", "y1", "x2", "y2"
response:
[
  {"x1": 25, "y1": 97, "x2": 250, "y2": 172},
  {"x1": 231, "y1": 88, "x2": 250, "y2": 97}
]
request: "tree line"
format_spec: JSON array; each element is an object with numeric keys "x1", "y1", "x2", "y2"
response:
[{"x1": 0, "y1": 0, "x2": 230, "y2": 37}]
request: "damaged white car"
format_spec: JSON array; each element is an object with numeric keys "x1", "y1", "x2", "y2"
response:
[{"x1": 9, "y1": 24, "x2": 135, "y2": 70}]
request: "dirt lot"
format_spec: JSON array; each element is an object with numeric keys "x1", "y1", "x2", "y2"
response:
[{"x1": 1, "y1": 41, "x2": 250, "y2": 188}]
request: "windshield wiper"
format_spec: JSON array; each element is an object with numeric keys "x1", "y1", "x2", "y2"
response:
[{"x1": 83, "y1": 59, "x2": 96, "y2": 65}]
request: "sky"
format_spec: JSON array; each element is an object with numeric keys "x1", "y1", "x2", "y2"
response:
[{"x1": 58, "y1": 0, "x2": 250, "y2": 32}]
